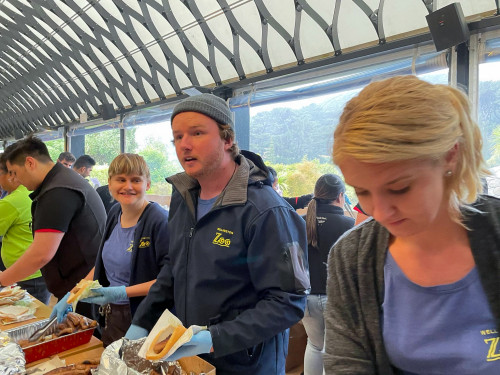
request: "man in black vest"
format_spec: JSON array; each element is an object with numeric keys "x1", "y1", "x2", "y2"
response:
[{"x1": 0, "y1": 136, "x2": 106, "y2": 317}]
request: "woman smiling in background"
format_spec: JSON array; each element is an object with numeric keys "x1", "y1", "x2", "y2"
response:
[{"x1": 52, "y1": 153, "x2": 169, "y2": 346}]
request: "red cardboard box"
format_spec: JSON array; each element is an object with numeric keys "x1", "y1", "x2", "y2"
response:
[{"x1": 6, "y1": 315, "x2": 96, "y2": 363}]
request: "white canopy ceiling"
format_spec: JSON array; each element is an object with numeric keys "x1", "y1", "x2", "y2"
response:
[{"x1": 0, "y1": 0, "x2": 498, "y2": 139}]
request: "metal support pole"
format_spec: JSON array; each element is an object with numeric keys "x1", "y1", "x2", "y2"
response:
[
  {"x1": 468, "y1": 33, "x2": 481, "y2": 121},
  {"x1": 120, "y1": 128, "x2": 126, "y2": 154},
  {"x1": 455, "y1": 42, "x2": 470, "y2": 93},
  {"x1": 69, "y1": 135, "x2": 85, "y2": 158},
  {"x1": 63, "y1": 126, "x2": 69, "y2": 152}
]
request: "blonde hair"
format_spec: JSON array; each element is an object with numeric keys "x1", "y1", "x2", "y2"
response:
[
  {"x1": 333, "y1": 75, "x2": 488, "y2": 224},
  {"x1": 108, "y1": 153, "x2": 151, "y2": 183}
]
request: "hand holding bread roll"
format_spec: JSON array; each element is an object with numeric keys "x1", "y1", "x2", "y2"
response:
[
  {"x1": 146, "y1": 325, "x2": 187, "y2": 360},
  {"x1": 67, "y1": 279, "x2": 101, "y2": 305},
  {"x1": 50, "y1": 279, "x2": 101, "y2": 324},
  {"x1": 138, "y1": 309, "x2": 195, "y2": 361}
]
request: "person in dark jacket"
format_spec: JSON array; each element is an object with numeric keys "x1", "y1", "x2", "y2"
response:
[
  {"x1": 51, "y1": 153, "x2": 169, "y2": 346},
  {"x1": 125, "y1": 94, "x2": 309, "y2": 375},
  {"x1": 267, "y1": 165, "x2": 313, "y2": 210},
  {"x1": 302, "y1": 174, "x2": 354, "y2": 375},
  {"x1": 325, "y1": 75, "x2": 499, "y2": 374},
  {"x1": 0, "y1": 136, "x2": 106, "y2": 320},
  {"x1": 96, "y1": 184, "x2": 118, "y2": 214}
]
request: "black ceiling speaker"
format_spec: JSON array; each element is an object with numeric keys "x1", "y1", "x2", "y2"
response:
[
  {"x1": 100, "y1": 103, "x2": 116, "y2": 120},
  {"x1": 13, "y1": 128, "x2": 24, "y2": 140},
  {"x1": 426, "y1": 3, "x2": 470, "y2": 52}
]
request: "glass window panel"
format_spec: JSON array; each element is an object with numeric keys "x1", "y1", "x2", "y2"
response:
[
  {"x1": 85, "y1": 129, "x2": 121, "y2": 187},
  {"x1": 45, "y1": 138, "x2": 65, "y2": 162},
  {"x1": 126, "y1": 122, "x2": 182, "y2": 198},
  {"x1": 478, "y1": 36, "x2": 500, "y2": 197},
  {"x1": 249, "y1": 53, "x2": 448, "y2": 204}
]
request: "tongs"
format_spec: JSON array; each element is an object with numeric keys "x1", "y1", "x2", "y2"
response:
[
  {"x1": 28, "y1": 306, "x2": 72, "y2": 342},
  {"x1": 28, "y1": 316, "x2": 57, "y2": 342}
]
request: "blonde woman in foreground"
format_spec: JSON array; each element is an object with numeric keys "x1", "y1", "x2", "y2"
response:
[{"x1": 325, "y1": 75, "x2": 500, "y2": 374}]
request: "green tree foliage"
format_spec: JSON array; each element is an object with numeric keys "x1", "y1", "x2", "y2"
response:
[
  {"x1": 45, "y1": 139, "x2": 64, "y2": 161},
  {"x1": 250, "y1": 90, "x2": 358, "y2": 165},
  {"x1": 250, "y1": 90, "x2": 359, "y2": 201},
  {"x1": 251, "y1": 80, "x2": 500, "y2": 200},
  {"x1": 90, "y1": 165, "x2": 110, "y2": 187},
  {"x1": 141, "y1": 147, "x2": 178, "y2": 181},
  {"x1": 42, "y1": 78, "x2": 500, "y2": 202},
  {"x1": 251, "y1": 106, "x2": 332, "y2": 164},
  {"x1": 85, "y1": 129, "x2": 120, "y2": 164},
  {"x1": 281, "y1": 159, "x2": 323, "y2": 196},
  {"x1": 138, "y1": 136, "x2": 181, "y2": 194},
  {"x1": 489, "y1": 126, "x2": 500, "y2": 166},
  {"x1": 268, "y1": 159, "x2": 357, "y2": 202},
  {"x1": 479, "y1": 80, "x2": 500, "y2": 166},
  {"x1": 127, "y1": 128, "x2": 139, "y2": 153},
  {"x1": 85, "y1": 128, "x2": 139, "y2": 164}
]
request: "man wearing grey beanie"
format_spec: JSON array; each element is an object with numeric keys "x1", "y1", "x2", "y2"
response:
[{"x1": 127, "y1": 93, "x2": 309, "y2": 375}]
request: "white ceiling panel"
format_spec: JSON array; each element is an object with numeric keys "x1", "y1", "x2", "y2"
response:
[
  {"x1": 306, "y1": 0, "x2": 335, "y2": 25},
  {"x1": 215, "y1": 48, "x2": 239, "y2": 82},
  {"x1": 382, "y1": 0, "x2": 429, "y2": 39},
  {"x1": 300, "y1": 12, "x2": 335, "y2": 59},
  {"x1": 193, "y1": 57, "x2": 216, "y2": 87},
  {"x1": 337, "y1": 1, "x2": 379, "y2": 49},
  {"x1": 265, "y1": 0, "x2": 296, "y2": 36},
  {"x1": 230, "y1": 2, "x2": 261, "y2": 46},
  {"x1": 0, "y1": 0, "x2": 498, "y2": 138},
  {"x1": 437, "y1": 0, "x2": 497, "y2": 17},
  {"x1": 266, "y1": 26, "x2": 297, "y2": 69},
  {"x1": 238, "y1": 36, "x2": 266, "y2": 75}
]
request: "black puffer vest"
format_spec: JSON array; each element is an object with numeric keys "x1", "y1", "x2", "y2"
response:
[{"x1": 31, "y1": 163, "x2": 106, "y2": 298}]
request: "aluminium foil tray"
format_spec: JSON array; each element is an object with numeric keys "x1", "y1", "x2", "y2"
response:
[{"x1": 5, "y1": 314, "x2": 96, "y2": 363}]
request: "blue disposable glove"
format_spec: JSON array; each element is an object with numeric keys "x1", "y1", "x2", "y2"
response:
[
  {"x1": 165, "y1": 327, "x2": 213, "y2": 361},
  {"x1": 49, "y1": 292, "x2": 72, "y2": 323},
  {"x1": 79, "y1": 286, "x2": 127, "y2": 306},
  {"x1": 125, "y1": 324, "x2": 149, "y2": 340},
  {"x1": 345, "y1": 194, "x2": 352, "y2": 205}
]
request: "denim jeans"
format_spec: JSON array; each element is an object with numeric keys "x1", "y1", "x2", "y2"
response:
[
  {"x1": 17, "y1": 276, "x2": 51, "y2": 305},
  {"x1": 302, "y1": 294, "x2": 327, "y2": 375}
]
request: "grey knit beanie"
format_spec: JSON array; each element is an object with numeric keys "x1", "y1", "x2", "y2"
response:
[{"x1": 171, "y1": 93, "x2": 234, "y2": 128}]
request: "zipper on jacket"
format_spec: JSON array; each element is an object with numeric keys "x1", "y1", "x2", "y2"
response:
[
  {"x1": 185, "y1": 225, "x2": 195, "y2": 322},
  {"x1": 282, "y1": 247, "x2": 295, "y2": 292}
]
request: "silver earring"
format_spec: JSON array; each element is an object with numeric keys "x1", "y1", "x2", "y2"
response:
[{"x1": 445, "y1": 170, "x2": 452, "y2": 177}]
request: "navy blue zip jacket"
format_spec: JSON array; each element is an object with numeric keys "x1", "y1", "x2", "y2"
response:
[
  {"x1": 132, "y1": 150, "x2": 309, "y2": 375},
  {"x1": 93, "y1": 201, "x2": 169, "y2": 316}
]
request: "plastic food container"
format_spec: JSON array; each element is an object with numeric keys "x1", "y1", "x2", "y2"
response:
[{"x1": 5, "y1": 314, "x2": 96, "y2": 363}]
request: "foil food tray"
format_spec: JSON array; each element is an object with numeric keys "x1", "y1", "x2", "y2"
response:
[
  {"x1": 0, "y1": 331, "x2": 25, "y2": 374},
  {"x1": 5, "y1": 314, "x2": 96, "y2": 363}
]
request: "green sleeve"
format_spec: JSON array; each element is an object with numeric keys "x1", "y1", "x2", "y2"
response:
[{"x1": 0, "y1": 200, "x2": 18, "y2": 236}]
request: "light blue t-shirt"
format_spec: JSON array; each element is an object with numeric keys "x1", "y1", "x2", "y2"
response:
[
  {"x1": 382, "y1": 251, "x2": 500, "y2": 374},
  {"x1": 101, "y1": 216, "x2": 136, "y2": 304},
  {"x1": 197, "y1": 195, "x2": 218, "y2": 221}
]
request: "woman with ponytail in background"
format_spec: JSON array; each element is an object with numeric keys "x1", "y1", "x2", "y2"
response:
[{"x1": 302, "y1": 174, "x2": 354, "y2": 375}]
